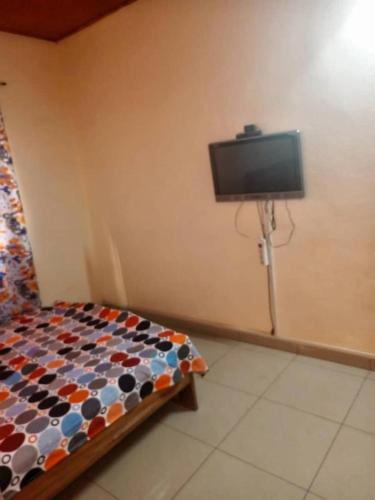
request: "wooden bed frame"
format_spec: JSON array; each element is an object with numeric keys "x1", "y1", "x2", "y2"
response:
[{"x1": 16, "y1": 373, "x2": 198, "y2": 500}]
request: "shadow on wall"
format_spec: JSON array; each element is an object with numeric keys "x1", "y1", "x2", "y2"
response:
[{"x1": 84, "y1": 215, "x2": 128, "y2": 307}]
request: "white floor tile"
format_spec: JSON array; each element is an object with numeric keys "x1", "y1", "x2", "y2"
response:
[
  {"x1": 175, "y1": 450, "x2": 305, "y2": 500},
  {"x1": 56, "y1": 479, "x2": 115, "y2": 500},
  {"x1": 346, "y1": 378, "x2": 375, "y2": 433},
  {"x1": 297, "y1": 355, "x2": 368, "y2": 378},
  {"x1": 312, "y1": 426, "x2": 375, "y2": 500},
  {"x1": 206, "y1": 348, "x2": 290, "y2": 395},
  {"x1": 189, "y1": 334, "x2": 236, "y2": 367},
  {"x1": 235, "y1": 342, "x2": 296, "y2": 361},
  {"x1": 57, "y1": 340, "x2": 375, "y2": 500},
  {"x1": 160, "y1": 377, "x2": 256, "y2": 445},
  {"x1": 89, "y1": 421, "x2": 212, "y2": 500},
  {"x1": 220, "y1": 399, "x2": 338, "y2": 489},
  {"x1": 265, "y1": 360, "x2": 363, "y2": 421}
]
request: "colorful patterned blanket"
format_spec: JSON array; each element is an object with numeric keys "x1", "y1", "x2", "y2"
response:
[{"x1": 0, "y1": 302, "x2": 207, "y2": 496}]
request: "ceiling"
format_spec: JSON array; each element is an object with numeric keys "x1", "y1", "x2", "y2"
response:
[{"x1": 0, "y1": 0, "x2": 137, "y2": 42}]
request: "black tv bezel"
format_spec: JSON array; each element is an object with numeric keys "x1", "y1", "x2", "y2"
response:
[{"x1": 209, "y1": 130, "x2": 304, "y2": 201}]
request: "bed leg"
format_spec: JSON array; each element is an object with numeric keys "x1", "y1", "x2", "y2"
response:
[{"x1": 174, "y1": 373, "x2": 198, "y2": 411}]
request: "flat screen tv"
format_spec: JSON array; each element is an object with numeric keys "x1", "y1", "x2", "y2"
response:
[{"x1": 209, "y1": 130, "x2": 304, "y2": 201}]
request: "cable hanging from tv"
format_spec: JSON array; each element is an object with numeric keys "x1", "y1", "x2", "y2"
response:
[
  {"x1": 257, "y1": 200, "x2": 296, "y2": 248},
  {"x1": 234, "y1": 198, "x2": 296, "y2": 247}
]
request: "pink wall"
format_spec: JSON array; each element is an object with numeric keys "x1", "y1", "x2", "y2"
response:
[{"x1": 54, "y1": 0, "x2": 375, "y2": 352}]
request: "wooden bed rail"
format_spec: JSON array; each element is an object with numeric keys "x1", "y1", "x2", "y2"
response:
[{"x1": 16, "y1": 373, "x2": 197, "y2": 500}]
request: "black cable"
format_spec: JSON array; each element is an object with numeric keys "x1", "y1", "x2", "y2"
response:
[{"x1": 271, "y1": 200, "x2": 276, "y2": 231}]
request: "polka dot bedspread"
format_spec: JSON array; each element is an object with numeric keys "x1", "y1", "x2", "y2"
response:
[{"x1": 0, "y1": 302, "x2": 208, "y2": 497}]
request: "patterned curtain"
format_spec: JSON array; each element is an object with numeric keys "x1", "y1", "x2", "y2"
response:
[{"x1": 0, "y1": 108, "x2": 39, "y2": 323}]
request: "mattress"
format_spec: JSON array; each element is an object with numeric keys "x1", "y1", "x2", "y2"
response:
[{"x1": 0, "y1": 302, "x2": 207, "y2": 497}]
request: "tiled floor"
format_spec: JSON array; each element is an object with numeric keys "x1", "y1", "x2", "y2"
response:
[{"x1": 58, "y1": 333, "x2": 375, "y2": 500}]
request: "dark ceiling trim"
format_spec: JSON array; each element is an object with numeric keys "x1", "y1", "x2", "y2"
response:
[
  {"x1": 0, "y1": 0, "x2": 137, "y2": 43},
  {"x1": 0, "y1": 27, "x2": 55, "y2": 42},
  {"x1": 55, "y1": 0, "x2": 137, "y2": 42}
]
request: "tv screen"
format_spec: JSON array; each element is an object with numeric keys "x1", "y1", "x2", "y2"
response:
[{"x1": 209, "y1": 130, "x2": 304, "y2": 201}]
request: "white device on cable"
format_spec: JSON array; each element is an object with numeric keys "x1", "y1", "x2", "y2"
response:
[{"x1": 258, "y1": 237, "x2": 270, "y2": 266}]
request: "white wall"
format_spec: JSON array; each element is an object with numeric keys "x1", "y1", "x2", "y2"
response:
[
  {"x1": 2, "y1": 0, "x2": 374, "y2": 354},
  {"x1": 0, "y1": 31, "x2": 91, "y2": 304},
  {"x1": 59, "y1": 0, "x2": 375, "y2": 352}
]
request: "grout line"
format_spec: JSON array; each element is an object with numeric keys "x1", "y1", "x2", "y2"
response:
[
  {"x1": 164, "y1": 389, "x2": 345, "y2": 448},
  {"x1": 173, "y1": 353, "x2": 348, "y2": 498},
  {"x1": 202, "y1": 353, "x2": 297, "y2": 445},
  {"x1": 161, "y1": 420, "x2": 216, "y2": 448},
  {"x1": 199, "y1": 374, "x2": 259, "y2": 397},
  {"x1": 221, "y1": 336, "x2": 370, "y2": 383},
  {"x1": 205, "y1": 347, "x2": 296, "y2": 397},
  {"x1": 213, "y1": 355, "x2": 295, "y2": 443},
  {"x1": 303, "y1": 371, "x2": 370, "y2": 499},
  {"x1": 166, "y1": 352, "x2": 366, "y2": 499},
  {"x1": 214, "y1": 357, "x2": 311, "y2": 493},
  {"x1": 164, "y1": 418, "x2": 311, "y2": 498},
  {"x1": 342, "y1": 373, "x2": 371, "y2": 428},
  {"x1": 293, "y1": 355, "x2": 368, "y2": 379},
  {"x1": 162, "y1": 379, "x2": 260, "y2": 451},
  {"x1": 200, "y1": 333, "x2": 369, "y2": 380},
  {"x1": 206, "y1": 355, "x2": 365, "y2": 426},
  {"x1": 173, "y1": 353, "x2": 305, "y2": 496},
  {"x1": 85, "y1": 343, "x2": 368, "y2": 500},
  {"x1": 170, "y1": 447, "x2": 217, "y2": 499},
  {"x1": 205, "y1": 333, "x2": 369, "y2": 380},
  {"x1": 203, "y1": 376, "x2": 259, "y2": 396},
  {"x1": 261, "y1": 396, "x2": 343, "y2": 425},
  {"x1": 258, "y1": 353, "x2": 297, "y2": 397},
  {"x1": 216, "y1": 391, "x2": 261, "y2": 446},
  {"x1": 342, "y1": 422, "x2": 375, "y2": 438},
  {"x1": 202, "y1": 342, "x2": 239, "y2": 371},
  {"x1": 218, "y1": 448, "x2": 308, "y2": 494},
  {"x1": 85, "y1": 478, "x2": 121, "y2": 500},
  {"x1": 302, "y1": 492, "x2": 328, "y2": 500},
  {"x1": 232, "y1": 341, "x2": 297, "y2": 359},
  {"x1": 170, "y1": 360, "x2": 295, "y2": 499},
  {"x1": 92, "y1": 482, "x2": 121, "y2": 500}
]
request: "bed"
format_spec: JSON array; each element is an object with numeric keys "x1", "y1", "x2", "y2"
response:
[{"x1": 0, "y1": 302, "x2": 207, "y2": 498}]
